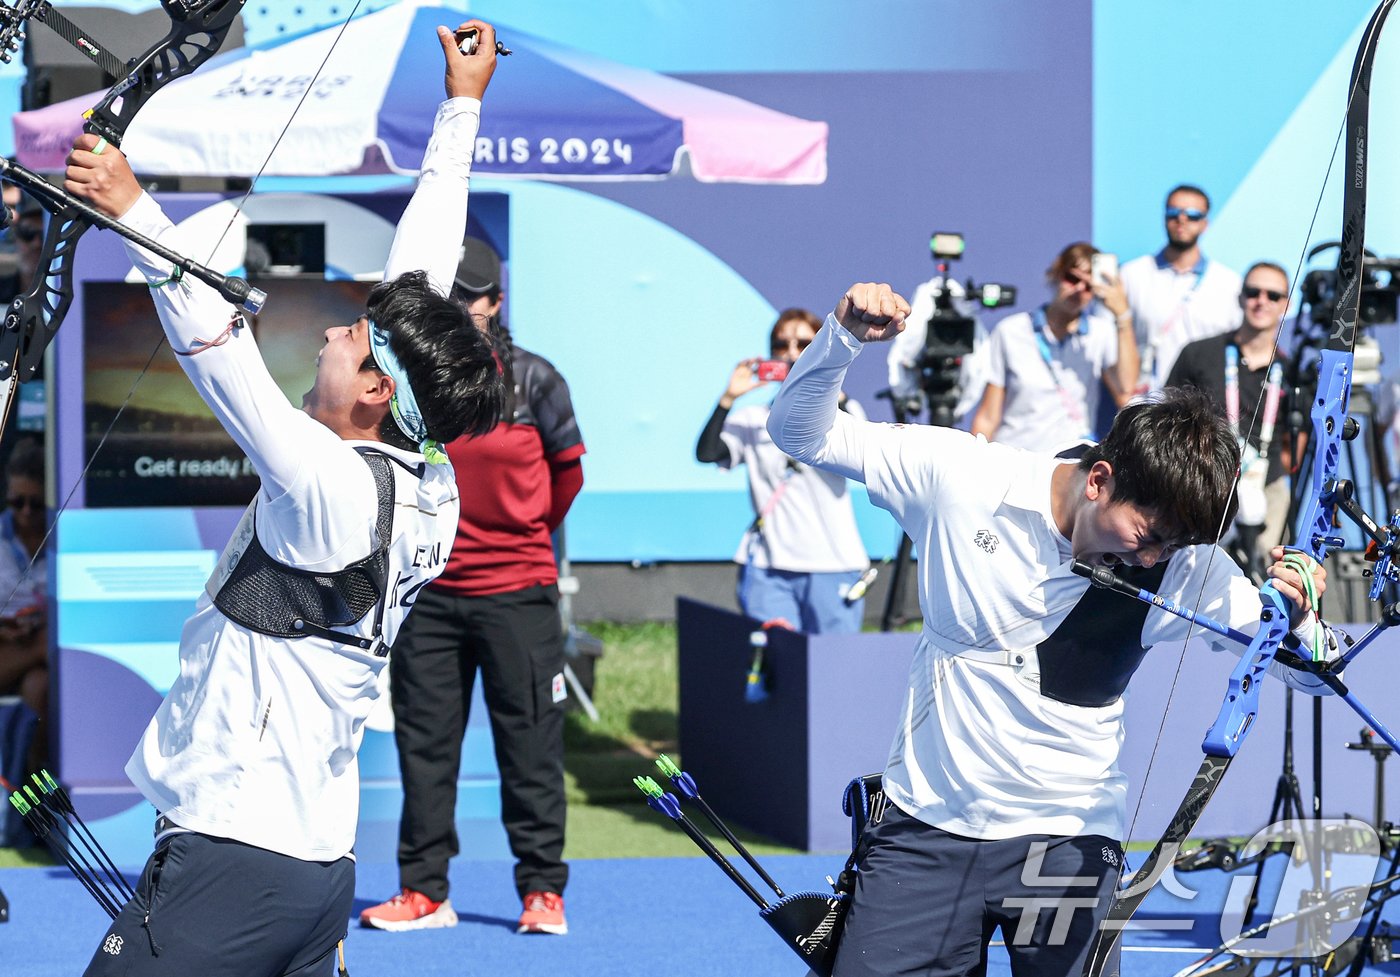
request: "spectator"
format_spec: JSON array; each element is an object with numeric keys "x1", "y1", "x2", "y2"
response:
[
  {"x1": 361, "y1": 236, "x2": 584, "y2": 937},
  {"x1": 0, "y1": 192, "x2": 46, "y2": 308},
  {"x1": 1122, "y1": 184, "x2": 1243, "y2": 390},
  {"x1": 971, "y1": 242, "x2": 1138, "y2": 449},
  {"x1": 696, "y1": 308, "x2": 871, "y2": 633},
  {"x1": 0, "y1": 436, "x2": 48, "y2": 773},
  {"x1": 1167, "y1": 261, "x2": 1301, "y2": 577}
]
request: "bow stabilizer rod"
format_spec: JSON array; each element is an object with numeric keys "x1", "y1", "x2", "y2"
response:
[{"x1": 0, "y1": 157, "x2": 266, "y2": 377}]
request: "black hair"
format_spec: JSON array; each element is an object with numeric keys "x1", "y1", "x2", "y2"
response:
[
  {"x1": 363, "y1": 270, "x2": 504, "y2": 447},
  {"x1": 1079, "y1": 387, "x2": 1239, "y2": 545},
  {"x1": 5, "y1": 436, "x2": 43, "y2": 486},
  {"x1": 450, "y1": 281, "x2": 515, "y2": 423},
  {"x1": 1166, "y1": 184, "x2": 1211, "y2": 212}
]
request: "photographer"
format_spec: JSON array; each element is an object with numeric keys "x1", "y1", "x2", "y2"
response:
[
  {"x1": 695, "y1": 308, "x2": 870, "y2": 633},
  {"x1": 971, "y1": 242, "x2": 1138, "y2": 449}
]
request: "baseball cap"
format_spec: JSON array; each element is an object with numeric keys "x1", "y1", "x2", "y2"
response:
[{"x1": 454, "y1": 236, "x2": 502, "y2": 295}]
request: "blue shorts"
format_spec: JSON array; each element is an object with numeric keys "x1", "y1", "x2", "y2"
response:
[
  {"x1": 83, "y1": 831, "x2": 355, "y2": 977},
  {"x1": 833, "y1": 804, "x2": 1122, "y2": 977},
  {"x1": 737, "y1": 565, "x2": 865, "y2": 633}
]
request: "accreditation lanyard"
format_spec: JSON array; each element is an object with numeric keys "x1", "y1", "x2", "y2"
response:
[
  {"x1": 1030, "y1": 306, "x2": 1090, "y2": 437},
  {"x1": 1155, "y1": 255, "x2": 1209, "y2": 345},
  {"x1": 1224, "y1": 343, "x2": 1284, "y2": 461}
]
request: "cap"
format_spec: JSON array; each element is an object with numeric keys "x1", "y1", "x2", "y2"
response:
[{"x1": 454, "y1": 236, "x2": 502, "y2": 295}]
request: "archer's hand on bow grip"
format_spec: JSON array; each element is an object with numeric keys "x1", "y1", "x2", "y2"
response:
[
  {"x1": 62, "y1": 135, "x2": 267, "y2": 315},
  {"x1": 64, "y1": 135, "x2": 143, "y2": 220}
]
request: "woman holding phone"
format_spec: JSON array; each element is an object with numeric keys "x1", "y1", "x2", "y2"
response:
[
  {"x1": 695, "y1": 308, "x2": 871, "y2": 633},
  {"x1": 971, "y1": 241, "x2": 1139, "y2": 449}
]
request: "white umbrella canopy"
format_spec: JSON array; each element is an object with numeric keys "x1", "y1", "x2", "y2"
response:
[{"x1": 12, "y1": 1, "x2": 827, "y2": 184}]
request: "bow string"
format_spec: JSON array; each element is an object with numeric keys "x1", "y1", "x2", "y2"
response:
[
  {"x1": 0, "y1": 0, "x2": 364, "y2": 610},
  {"x1": 1081, "y1": 4, "x2": 1399, "y2": 974}
]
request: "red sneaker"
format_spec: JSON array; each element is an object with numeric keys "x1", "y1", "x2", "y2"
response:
[
  {"x1": 517, "y1": 890, "x2": 567, "y2": 935},
  {"x1": 359, "y1": 888, "x2": 458, "y2": 932}
]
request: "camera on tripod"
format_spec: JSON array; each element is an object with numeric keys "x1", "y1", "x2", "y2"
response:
[
  {"x1": 917, "y1": 231, "x2": 1016, "y2": 427},
  {"x1": 1299, "y1": 244, "x2": 1400, "y2": 334}
]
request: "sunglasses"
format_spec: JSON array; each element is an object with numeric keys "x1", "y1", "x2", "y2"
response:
[
  {"x1": 6, "y1": 495, "x2": 42, "y2": 511},
  {"x1": 1242, "y1": 286, "x2": 1287, "y2": 303},
  {"x1": 1165, "y1": 207, "x2": 1207, "y2": 222}
]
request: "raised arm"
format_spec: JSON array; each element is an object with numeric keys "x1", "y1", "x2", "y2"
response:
[
  {"x1": 1096, "y1": 272, "x2": 1139, "y2": 407},
  {"x1": 384, "y1": 20, "x2": 499, "y2": 292},
  {"x1": 768, "y1": 282, "x2": 908, "y2": 481}
]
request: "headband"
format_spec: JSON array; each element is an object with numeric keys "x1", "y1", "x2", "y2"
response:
[{"x1": 368, "y1": 319, "x2": 446, "y2": 463}]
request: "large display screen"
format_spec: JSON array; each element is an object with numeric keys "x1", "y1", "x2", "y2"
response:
[{"x1": 82, "y1": 278, "x2": 375, "y2": 507}]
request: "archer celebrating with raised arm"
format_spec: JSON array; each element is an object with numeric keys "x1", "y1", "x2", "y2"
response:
[
  {"x1": 66, "y1": 20, "x2": 504, "y2": 977},
  {"x1": 767, "y1": 282, "x2": 1339, "y2": 977}
]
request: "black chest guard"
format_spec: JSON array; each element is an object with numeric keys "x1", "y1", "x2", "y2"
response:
[
  {"x1": 212, "y1": 449, "x2": 399, "y2": 654},
  {"x1": 1036, "y1": 561, "x2": 1170, "y2": 707}
]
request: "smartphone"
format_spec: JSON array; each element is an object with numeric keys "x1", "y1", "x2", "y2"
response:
[
  {"x1": 1091, "y1": 252, "x2": 1118, "y2": 286},
  {"x1": 756, "y1": 360, "x2": 790, "y2": 382}
]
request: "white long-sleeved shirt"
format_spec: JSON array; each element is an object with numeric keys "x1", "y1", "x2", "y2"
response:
[
  {"x1": 768, "y1": 315, "x2": 1329, "y2": 841},
  {"x1": 122, "y1": 98, "x2": 481, "y2": 862}
]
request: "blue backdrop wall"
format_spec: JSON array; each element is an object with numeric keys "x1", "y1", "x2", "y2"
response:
[{"x1": 23, "y1": 2, "x2": 1398, "y2": 562}]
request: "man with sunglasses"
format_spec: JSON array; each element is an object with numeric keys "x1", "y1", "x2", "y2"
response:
[
  {"x1": 1121, "y1": 185, "x2": 1243, "y2": 392},
  {"x1": 1166, "y1": 262, "x2": 1302, "y2": 577}
]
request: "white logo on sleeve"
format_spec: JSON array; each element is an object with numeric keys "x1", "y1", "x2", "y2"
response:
[
  {"x1": 103, "y1": 934, "x2": 124, "y2": 955},
  {"x1": 551, "y1": 672, "x2": 568, "y2": 704}
]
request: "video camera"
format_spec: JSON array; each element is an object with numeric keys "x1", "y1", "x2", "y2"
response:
[
  {"x1": 917, "y1": 231, "x2": 1017, "y2": 427},
  {"x1": 1299, "y1": 242, "x2": 1400, "y2": 331},
  {"x1": 1294, "y1": 242, "x2": 1400, "y2": 388}
]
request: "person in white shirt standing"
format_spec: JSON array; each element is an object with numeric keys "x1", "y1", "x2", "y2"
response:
[
  {"x1": 696, "y1": 308, "x2": 871, "y2": 632},
  {"x1": 768, "y1": 281, "x2": 1337, "y2": 977},
  {"x1": 66, "y1": 20, "x2": 505, "y2": 977},
  {"x1": 1121, "y1": 185, "x2": 1243, "y2": 392},
  {"x1": 971, "y1": 242, "x2": 1138, "y2": 448}
]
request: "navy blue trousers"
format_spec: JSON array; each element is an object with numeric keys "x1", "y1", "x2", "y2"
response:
[
  {"x1": 833, "y1": 804, "x2": 1122, "y2": 977},
  {"x1": 83, "y1": 832, "x2": 354, "y2": 977}
]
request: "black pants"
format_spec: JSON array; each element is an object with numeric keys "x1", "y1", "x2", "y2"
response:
[
  {"x1": 391, "y1": 583, "x2": 568, "y2": 901},
  {"x1": 833, "y1": 805, "x2": 1122, "y2": 977},
  {"x1": 83, "y1": 832, "x2": 354, "y2": 977}
]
